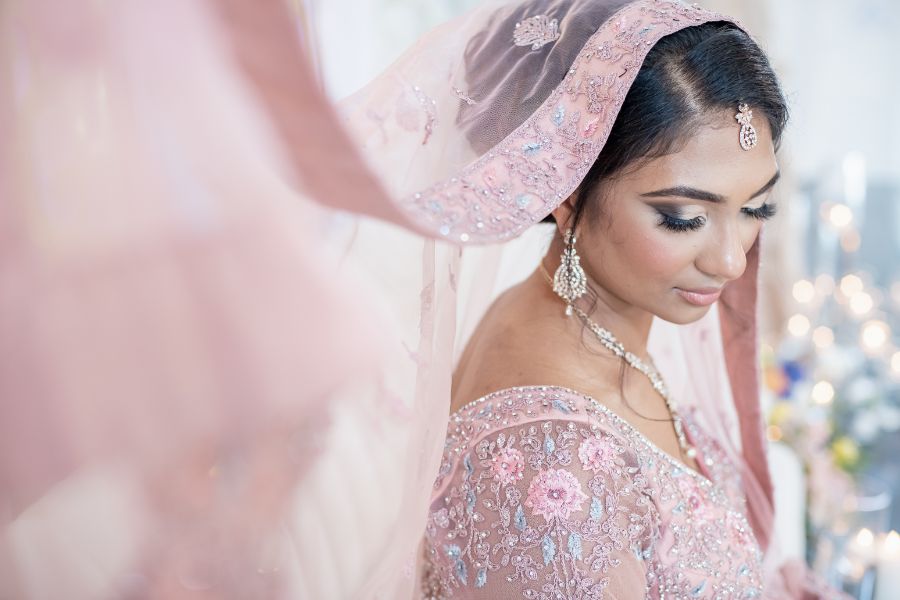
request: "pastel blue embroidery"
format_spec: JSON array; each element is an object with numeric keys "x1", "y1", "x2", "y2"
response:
[
  {"x1": 568, "y1": 532, "x2": 583, "y2": 560},
  {"x1": 551, "y1": 399, "x2": 571, "y2": 414},
  {"x1": 691, "y1": 580, "x2": 707, "y2": 596},
  {"x1": 466, "y1": 490, "x2": 476, "y2": 514},
  {"x1": 515, "y1": 194, "x2": 532, "y2": 209},
  {"x1": 455, "y1": 557, "x2": 468, "y2": 585},
  {"x1": 543, "y1": 434, "x2": 555, "y2": 455},
  {"x1": 475, "y1": 568, "x2": 487, "y2": 588},
  {"x1": 476, "y1": 403, "x2": 493, "y2": 417},
  {"x1": 514, "y1": 504, "x2": 527, "y2": 531},
  {"x1": 590, "y1": 497, "x2": 603, "y2": 520},
  {"x1": 464, "y1": 454, "x2": 474, "y2": 477},
  {"x1": 553, "y1": 105, "x2": 565, "y2": 126},
  {"x1": 522, "y1": 141, "x2": 542, "y2": 156},
  {"x1": 673, "y1": 501, "x2": 685, "y2": 514},
  {"x1": 445, "y1": 544, "x2": 461, "y2": 560},
  {"x1": 541, "y1": 534, "x2": 556, "y2": 565}
]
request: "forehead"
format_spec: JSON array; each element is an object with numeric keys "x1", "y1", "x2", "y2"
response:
[{"x1": 621, "y1": 111, "x2": 779, "y2": 197}]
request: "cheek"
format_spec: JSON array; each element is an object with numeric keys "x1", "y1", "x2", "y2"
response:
[
  {"x1": 613, "y1": 216, "x2": 695, "y2": 282},
  {"x1": 743, "y1": 220, "x2": 765, "y2": 248}
]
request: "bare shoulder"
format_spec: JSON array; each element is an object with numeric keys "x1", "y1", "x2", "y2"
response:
[{"x1": 450, "y1": 275, "x2": 621, "y2": 414}]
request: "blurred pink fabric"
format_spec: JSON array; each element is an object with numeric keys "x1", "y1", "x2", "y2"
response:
[{"x1": 1, "y1": 0, "x2": 391, "y2": 596}]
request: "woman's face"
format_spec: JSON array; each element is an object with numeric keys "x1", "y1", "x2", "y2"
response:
[{"x1": 553, "y1": 112, "x2": 780, "y2": 325}]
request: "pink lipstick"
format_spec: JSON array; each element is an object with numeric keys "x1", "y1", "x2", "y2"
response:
[{"x1": 675, "y1": 287, "x2": 723, "y2": 306}]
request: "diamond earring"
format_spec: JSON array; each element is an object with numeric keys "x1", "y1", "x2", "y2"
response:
[{"x1": 552, "y1": 228, "x2": 587, "y2": 316}]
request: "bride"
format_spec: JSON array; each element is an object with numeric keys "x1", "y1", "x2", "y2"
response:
[{"x1": 339, "y1": 0, "x2": 852, "y2": 597}]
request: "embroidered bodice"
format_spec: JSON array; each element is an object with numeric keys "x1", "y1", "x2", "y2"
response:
[{"x1": 420, "y1": 386, "x2": 765, "y2": 599}]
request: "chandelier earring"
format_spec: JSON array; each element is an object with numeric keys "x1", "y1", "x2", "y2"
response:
[{"x1": 552, "y1": 228, "x2": 587, "y2": 316}]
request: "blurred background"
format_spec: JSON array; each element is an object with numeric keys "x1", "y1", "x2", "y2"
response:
[{"x1": 306, "y1": 0, "x2": 900, "y2": 596}]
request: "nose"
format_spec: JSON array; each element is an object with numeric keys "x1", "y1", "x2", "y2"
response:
[{"x1": 698, "y1": 218, "x2": 748, "y2": 284}]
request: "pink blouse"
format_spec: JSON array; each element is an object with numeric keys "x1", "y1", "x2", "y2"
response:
[{"x1": 420, "y1": 386, "x2": 767, "y2": 599}]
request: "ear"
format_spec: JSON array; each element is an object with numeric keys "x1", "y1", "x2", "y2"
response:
[{"x1": 549, "y1": 192, "x2": 578, "y2": 235}]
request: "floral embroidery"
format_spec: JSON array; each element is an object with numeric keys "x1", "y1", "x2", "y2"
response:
[
  {"x1": 577, "y1": 434, "x2": 619, "y2": 473},
  {"x1": 674, "y1": 470, "x2": 716, "y2": 523},
  {"x1": 490, "y1": 446, "x2": 525, "y2": 485},
  {"x1": 524, "y1": 468, "x2": 588, "y2": 521},
  {"x1": 396, "y1": 0, "x2": 736, "y2": 244},
  {"x1": 726, "y1": 509, "x2": 756, "y2": 548},
  {"x1": 423, "y1": 386, "x2": 767, "y2": 598}
]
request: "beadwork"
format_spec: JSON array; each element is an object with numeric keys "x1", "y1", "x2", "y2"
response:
[
  {"x1": 512, "y1": 14, "x2": 561, "y2": 50},
  {"x1": 421, "y1": 386, "x2": 764, "y2": 599}
]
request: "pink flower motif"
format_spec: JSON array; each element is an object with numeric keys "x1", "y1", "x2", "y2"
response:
[
  {"x1": 491, "y1": 447, "x2": 525, "y2": 485},
  {"x1": 725, "y1": 510, "x2": 755, "y2": 547},
  {"x1": 675, "y1": 475, "x2": 716, "y2": 523},
  {"x1": 524, "y1": 468, "x2": 588, "y2": 522},
  {"x1": 577, "y1": 436, "x2": 617, "y2": 473}
]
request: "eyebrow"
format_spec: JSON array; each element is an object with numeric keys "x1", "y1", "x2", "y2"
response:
[{"x1": 640, "y1": 170, "x2": 781, "y2": 204}]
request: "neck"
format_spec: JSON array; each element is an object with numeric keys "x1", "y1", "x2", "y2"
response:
[{"x1": 540, "y1": 234, "x2": 654, "y2": 361}]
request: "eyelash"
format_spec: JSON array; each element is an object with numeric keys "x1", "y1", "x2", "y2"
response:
[{"x1": 657, "y1": 203, "x2": 778, "y2": 233}]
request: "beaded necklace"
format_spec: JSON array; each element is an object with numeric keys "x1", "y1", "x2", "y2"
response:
[{"x1": 538, "y1": 262, "x2": 697, "y2": 459}]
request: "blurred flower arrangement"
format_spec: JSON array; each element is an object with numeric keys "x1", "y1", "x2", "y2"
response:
[
  {"x1": 761, "y1": 277, "x2": 900, "y2": 595},
  {"x1": 763, "y1": 341, "x2": 899, "y2": 532}
]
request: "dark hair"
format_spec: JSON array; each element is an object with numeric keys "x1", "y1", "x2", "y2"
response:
[
  {"x1": 551, "y1": 22, "x2": 788, "y2": 422},
  {"x1": 547, "y1": 21, "x2": 789, "y2": 230}
]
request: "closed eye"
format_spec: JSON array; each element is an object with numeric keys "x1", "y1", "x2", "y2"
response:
[
  {"x1": 656, "y1": 212, "x2": 705, "y2": 232},
  {"x1": 742, "y1": 202, "x2": 777, "y2": 220},
  {"x1": 656, "y1": 202, "x2": 778, "y2": 233}
]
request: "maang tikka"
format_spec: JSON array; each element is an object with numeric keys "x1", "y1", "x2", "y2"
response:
[
  {"x1": 552, "y1": 228, "x2": 587, "y2": 316},
  {"x1": 735, "y1": 102, "x2": 758, "y2": 150}
]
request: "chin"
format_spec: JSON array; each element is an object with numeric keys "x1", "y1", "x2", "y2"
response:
[{"x1": 655, "y1": 303, "x2": 712, "y2": 326}]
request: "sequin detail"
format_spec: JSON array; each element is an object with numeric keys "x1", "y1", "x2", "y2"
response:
[
  {"x1": 512, "y1": 14, "x2": 561, "y2": 51},
  {"x1": 401, "y1": 0, "x2": 738, "y2": 243},
  {"x1": 422, "y1": 386, "x2": 766, "y2": 598},
  {"x1": 453, "y1": 87, "x2": 477, "y2": 105}
]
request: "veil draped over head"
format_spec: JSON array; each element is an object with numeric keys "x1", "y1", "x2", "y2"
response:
[{"x1": 1, "y1": 0, "x2": 821, "y2": 597}]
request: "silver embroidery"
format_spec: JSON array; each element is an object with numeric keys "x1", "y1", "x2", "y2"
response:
[
  {"x1": 424, "y1": 386, "x2": 767, "y2": 597},
  {"x1": 513, "y1": 14, "x2": 561, "y2": 50},
  {"x1": 453, "y1": 87, "x2": 477, "y2": 105}
]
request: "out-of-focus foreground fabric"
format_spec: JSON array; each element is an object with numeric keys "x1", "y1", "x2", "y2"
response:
[{"x1": 0, "y1": 0, "x2": 403, "y2": 597}]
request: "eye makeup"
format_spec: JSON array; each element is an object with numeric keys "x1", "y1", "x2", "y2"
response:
[{"x1": 654, "y1": 202, "x2": 777, "y2": 233}]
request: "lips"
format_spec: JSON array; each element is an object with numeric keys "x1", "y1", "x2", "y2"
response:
[{"x1": 675, "y1": 286, "x2": 724, "y2": 307}]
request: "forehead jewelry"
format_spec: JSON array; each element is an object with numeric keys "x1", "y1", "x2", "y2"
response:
[{"x1": 735, "y1": 102, "x2": 758, "y2": 150}]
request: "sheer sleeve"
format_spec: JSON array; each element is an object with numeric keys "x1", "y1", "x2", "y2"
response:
[{"x1": 423, "y1": 417, "x2": 661, "y2": 599}]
